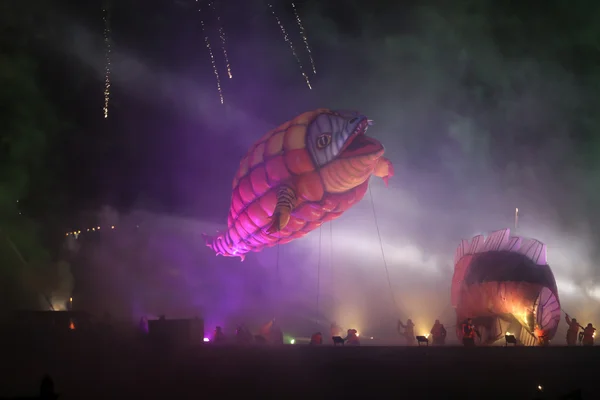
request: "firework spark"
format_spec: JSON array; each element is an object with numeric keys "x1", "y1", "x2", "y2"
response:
[
  {"x1": 102, "y1": 7, "x2": 112, "y2": 118},
  {"x1": 268, "y1": 3, "x2": 312, "y2": 90},
  {"x1": 210, "y1": 1, "x2": 232, "y2": 79},
  {"x1": 197, "y1": 1, "x2": 224, "y2": 104},
  {"x1": 291, "y1": 2, "x2": 316, "y2": 75}
]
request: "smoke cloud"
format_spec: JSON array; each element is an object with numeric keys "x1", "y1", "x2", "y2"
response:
[{"x1": 51, "y1": 1, "x2": 600, "y2": 342}]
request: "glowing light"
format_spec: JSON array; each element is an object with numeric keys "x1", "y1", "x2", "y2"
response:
[
  {"x1": 203, "y1": 337, "x2": 210, "y2": 342},
  {"x1": 102, "y1": 8, "x2": 112, "y2": 118},
  {"x1": 370, "y1": 336, "x2": 374, "y2": 340},
  {"x1": 69, "y1": 297, "x2": 73, "y2": 302},
  {"x1": 594, "y1": 332, "x2": 596, "y2": 338},
  {"x1": 197, "y1": 1, "x2": 224, "y2": 104},
  {"x1": 506, "y1": 332, "x2": 513, "y2": 336},
  {"x1": 66, "y1": 226, "x2": 118, "y2": 236},
  {"x1": 515, "y1": 311, "x2": 529, "y2": 324},
  {"x1": 51, "y1": 301, "x2": 67, "y2": 311},
  {"x1": 291, "y1": 2, "x2": 316, "y2": 75},
  {"x1": 537, "y1": 385, "x2": 543, "y2": 391},
  {"x1": 356, "y1": 332, "x2": 359, "y2": 337},
  {"x1": 267, "y1": 3, "x2": 312, "y2": 90},
  {"x1": 425, "y1": 334, "x2": 430, "y2": 339},
  {"x1": 290, "y1": 339, "x2": 295, "y2": 344},
  {"x1": 210, "y1": 1, "x2": 232, "y2": 79}
]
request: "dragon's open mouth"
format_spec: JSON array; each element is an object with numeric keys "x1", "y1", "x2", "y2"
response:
[{"x1": 339, "y1": 119, "x2": 384, "y2": 158}]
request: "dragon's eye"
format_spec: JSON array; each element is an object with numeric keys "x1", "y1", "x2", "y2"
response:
[
  {"x1": 316, "y1": 133, "x2": 332, "y2": 149},
  {"x1": 349, "y1": 117, "x2": 359, "y2": 124}
]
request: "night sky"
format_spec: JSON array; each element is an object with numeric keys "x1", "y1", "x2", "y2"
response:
[
  {"x1": 18, "y1": 1, "x2": 600, "y2": 220},
  {"x1": 4, "y1": 0, "x2": 600, "y2": 322}
]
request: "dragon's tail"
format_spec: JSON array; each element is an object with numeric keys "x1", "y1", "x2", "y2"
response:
[{"x1": 202, "y1": 232, "x2": 246, "y2": 262}]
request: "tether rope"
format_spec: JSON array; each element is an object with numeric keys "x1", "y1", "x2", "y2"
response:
[
  {"x1": 368, "y1": 184, "x2": 402, "y2": 317},
  {"x1": 274, "y1": 234, "x2": 281, "y2": 319},
  {"x1": 316, "y1": 225, "x2": 322, "y2": 325},
  {"x1": 330, "y1": 220, "x2": 334, "y2": 311},
  {"x1": 276, "y1": 234, "x2": 280, "y2": 280}
]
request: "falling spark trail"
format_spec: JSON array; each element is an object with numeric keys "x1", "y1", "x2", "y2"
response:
[
  {"x1": 102, "y1": 7, "x2": 112, "y2": 118},
  {"x1": 291, "y1": 2, "x2": 316, "y2": 75},
  {"x1": 210, "y1": 1, "x2": 232, "y2": 79},
  {"x1": 267, "y1": 3, "x2": 312, "y2": 90},
  {"x1": 196, "y1": 1, "x2": 224, "y2": 104}
]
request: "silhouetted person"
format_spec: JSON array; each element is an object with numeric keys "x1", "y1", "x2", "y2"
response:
[
  {"x1": 40, "y1": 374, "x2": 58, "y2": 400},
  {"x1": 430, "y1": 320, "x2": 447, "y2": 345},
  {"x1": 565, "y1": 314, "x2": 583, "y2": 346},
  {"x1": 582, "y1": 323, "x2": 596, "y2": 346},
  {"x1": 236, "y1": 324, "x2": 253, "y2": 344},
  {"x1": 235, "y1": 324, "x2": 253, "y2": 344},
  {"x1": 310, "y1": 332, "x2": 323, "y2": 345},
  {"x1": 213, "y1": 326, "x2": 227, "y2": 343},
  {"x1": 398, "y1": 318, "x2": 415, "y2": 345},
  {"x1": 345, "y1": 329, "x2": 360, "y2": 346},
  {"x1": 462, "y1": 318, "x2": 479, "y2": 347},
  {"x1": 535, "y1": 326, "x2": 550, "y2": 346}
]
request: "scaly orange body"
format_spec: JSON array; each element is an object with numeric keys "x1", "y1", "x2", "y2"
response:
[{"x1": 203, "y1": 109, "x2": 393, "y2": 261}]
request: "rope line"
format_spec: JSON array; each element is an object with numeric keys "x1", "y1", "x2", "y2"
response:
[
  {"x1": 316, "y1": 225, "x2": 322, "y2": 325},
  {"x1": 274, "y1": 234, "x2": 281, "y2": 318},
  {"x1": 330, "y1": 220, "x2": 334, "y2": 311},
  {"x1": 368, "y1": 184, "x2": 401, "y2": 317},
  {"x1": 276, "y1": 236, "x2": 280, "y2": 279}
]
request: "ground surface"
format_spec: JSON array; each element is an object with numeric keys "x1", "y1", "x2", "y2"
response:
[{"x1": 0, "y1": 334, "x2": 593, "y2": 399}]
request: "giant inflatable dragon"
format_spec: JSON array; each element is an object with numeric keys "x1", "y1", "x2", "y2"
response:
[{"x1": 203, "y1": 109, "x2": 394, "y2": 261}]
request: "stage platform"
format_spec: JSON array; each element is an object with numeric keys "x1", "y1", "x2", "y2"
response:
[{"x1": 0, "y1": 339, "x2": 593, "y2": 399}]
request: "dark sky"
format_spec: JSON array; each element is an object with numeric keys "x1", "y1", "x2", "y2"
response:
[
  {"x1": 51, "y1": 0, "x2": 370, "y2": 218},
  {"x1": 41, "y1": 0, "x2": 600, "y2": 246}
]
